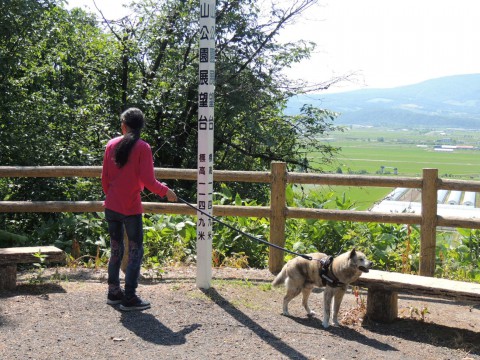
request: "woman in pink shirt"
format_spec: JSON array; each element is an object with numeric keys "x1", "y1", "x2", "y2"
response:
[{"x1": 102, "y1": 107, "x2": 177, "y2": 311}]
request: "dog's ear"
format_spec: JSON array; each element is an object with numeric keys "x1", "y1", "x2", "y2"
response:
[{"x1": 349, "y1": 248, "x2": 357, "y2": 259}]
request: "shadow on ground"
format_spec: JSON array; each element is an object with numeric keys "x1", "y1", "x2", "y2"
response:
[
  {"x1": 367, "y1": 318, "x2": 480, "y2": 356},
  {"x1": 120, "y1": 311, "x2": 201, "y2": 346},
  {"x1": 289, "y1": 315, "x2": 398, "y2": 352},
  {"x1": 0, "y1": 283, "x2": 66, "y2": 298},
  {"x1": 203, "y1": 287, "x2": 315, "y2": 360}
]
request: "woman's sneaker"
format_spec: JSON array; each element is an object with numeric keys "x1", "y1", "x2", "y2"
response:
[
  {"x1": 107, "y1": 290, "x2": 125, "y2": 305},
  {"x1": 119, "y1": 295, "x2": 151, "y2": 311}
]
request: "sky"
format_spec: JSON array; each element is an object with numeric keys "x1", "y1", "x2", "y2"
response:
[{"x1": 65, "y1": 0, "x2": 480, "y2": 93}]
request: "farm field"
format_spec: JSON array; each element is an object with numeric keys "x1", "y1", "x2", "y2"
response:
[
  {"x1": 296, "y1": 184, "x2": 391, "y2": 211},
  {"x1": 311, "y1": 126, "x2": 480, "y2": 179},
  {"x1": 306, "y1": 126, "x2": 480, "y2": 209}
]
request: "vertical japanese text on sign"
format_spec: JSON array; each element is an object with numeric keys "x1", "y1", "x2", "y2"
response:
[{"x1": 197, "y1": 0, "x2": 215, "y2": 289}]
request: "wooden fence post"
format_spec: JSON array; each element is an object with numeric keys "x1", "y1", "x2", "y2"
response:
[
  {"x1": 269, "y1": 162, "x2": 287, "y2": 274},
  {"x1": 420, "y1": 168, "x2": 438, "y2": 276}
]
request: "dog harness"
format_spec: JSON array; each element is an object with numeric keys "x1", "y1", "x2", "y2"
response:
[{"x1": 320, "y1": 256, "x2": 344, "y2": 288}]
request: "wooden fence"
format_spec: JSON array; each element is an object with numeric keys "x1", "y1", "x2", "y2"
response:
[{"x1": 1, "y1": 162, "x2": 480, "y2": 275}]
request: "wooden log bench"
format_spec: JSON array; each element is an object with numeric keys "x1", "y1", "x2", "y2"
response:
[
  {"x1": 0, "y1": 246, "x2": 65, "y2": 290},
  {"x1": 353, "y1": 269, "x2": 480, "y2": 323}
]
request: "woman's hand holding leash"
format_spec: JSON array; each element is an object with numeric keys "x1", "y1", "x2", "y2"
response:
[{"x1": 166, "y1": 189, "x2": 177, "y2": 202}]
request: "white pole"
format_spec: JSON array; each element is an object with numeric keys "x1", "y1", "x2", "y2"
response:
[{"x1": 197, "y1": 0, "x2": 215, "y2": 289}]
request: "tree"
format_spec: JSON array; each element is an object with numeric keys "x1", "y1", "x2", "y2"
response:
[
  {"x1": 1, "y1": 0, "x2": 345, "y2": 204},
  {"x1": 101, "y1": 0, "x2": 343, "y2": 176},
  {"x1": 0, "y1": 0, "x2": 349, "y2": 249},
  {"x1": 0, "y1": 0, "x2": 59, "y2": 166},
  {"x1": 0, "y1": 1, "x2": 124, "y2": 235},
  {"x1": 0, "y1": 1, "x2": 124, "y2": 199}
]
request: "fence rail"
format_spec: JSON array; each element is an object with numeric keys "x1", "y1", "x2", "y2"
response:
[{"x1": 1, "y1": 163, "x2": 480, "y2": 275}]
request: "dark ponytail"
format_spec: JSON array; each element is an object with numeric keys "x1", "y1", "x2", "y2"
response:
[{"x1": 114, "y1": 108, "x2": 145, "y2": 168}]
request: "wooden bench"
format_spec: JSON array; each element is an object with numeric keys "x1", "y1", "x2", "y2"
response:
[
  {"x1": 0, "y1": 246, "x2": 65, "y2": 290},
  {"x1": 353, "y1": 270, "x2": 480, "y2": 322}
]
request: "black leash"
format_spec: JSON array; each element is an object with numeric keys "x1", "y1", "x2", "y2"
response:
[{"x1": 177, "y1": 197, "x2": 313, "y2": 261}]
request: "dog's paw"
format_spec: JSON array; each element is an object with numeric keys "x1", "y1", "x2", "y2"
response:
[
  {"x1": 322, "y1": 321, "x2": 330, "y2": 329},
  {"x1": 282, "y1": 311, "x2": 290, "y2": 317},
  {"x1": 307, "y1": 310, "x2": 316, "y2": 317}
]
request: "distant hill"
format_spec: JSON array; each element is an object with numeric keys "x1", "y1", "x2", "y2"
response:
[{"x1": 286, "y1": 74, "x2": 480, "y2": 128}]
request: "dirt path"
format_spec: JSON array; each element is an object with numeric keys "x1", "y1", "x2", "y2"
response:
[{"x1": 1, "y1": 266, "x2": 479, "y2": 360}]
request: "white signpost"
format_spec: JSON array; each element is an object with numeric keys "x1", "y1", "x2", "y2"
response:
[{"x1": 197, "y1": 0, "x2": 215, "y2": 289}]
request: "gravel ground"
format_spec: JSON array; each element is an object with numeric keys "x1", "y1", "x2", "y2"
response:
[{"x1": 1, "y1": 265, "x2": 479, "y2": 360}]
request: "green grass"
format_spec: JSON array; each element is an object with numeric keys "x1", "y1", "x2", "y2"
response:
[
  {"x1": 305, "y1": 126, "x2": 480, "y2": 208},
  {"x1": 326, "y1": 145, "x2": 479, "y2": 177},
  {"x1": 297, "y1": 184, "x2": 392, "y2": 211},
  {"x1": 311, "y1": 127, "x2": 480, "y2": 179},
  {"x1": 325, "y1": 185, "x2": 392, "y2": 210}
]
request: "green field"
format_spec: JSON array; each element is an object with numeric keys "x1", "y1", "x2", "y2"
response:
[
  {"x1": 305, "y1": 126, "x2": 480, "y2": 209},
  {"x1": 311, "y1": 127, "x2": 480, "y2": 179},
  {"x1": 297, "y1": 184, "x2": 391, "y2": 211}
]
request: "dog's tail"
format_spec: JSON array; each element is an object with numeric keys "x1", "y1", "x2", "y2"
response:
[{"x1": 272, "y1": 266, "x2": 287, "y2": 287}]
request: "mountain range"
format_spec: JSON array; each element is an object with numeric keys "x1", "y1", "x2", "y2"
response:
[{"x1": 286, "y1": 74, "x2": 480, "y2": 128}]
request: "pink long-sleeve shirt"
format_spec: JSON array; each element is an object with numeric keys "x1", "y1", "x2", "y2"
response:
[{"x1": 101, "y1": 136, "x2": 169, "y2": 215}]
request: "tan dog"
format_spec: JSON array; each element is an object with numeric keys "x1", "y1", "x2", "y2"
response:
[{"x1": 272, "y1": 249, "x2": 372, "y2": 328}]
